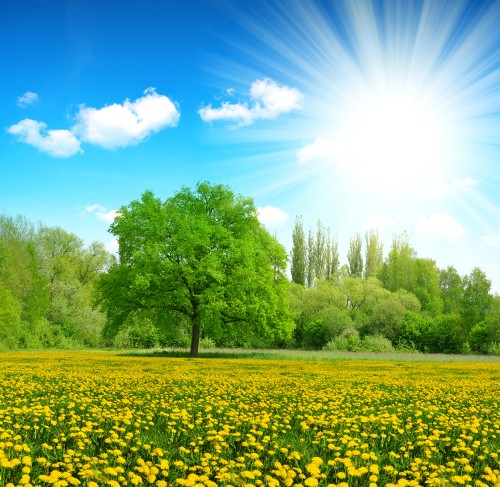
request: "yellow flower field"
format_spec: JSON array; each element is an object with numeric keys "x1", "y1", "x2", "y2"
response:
[{"x1": 0, "y1": 351, "x2": 499, "y2": 487}]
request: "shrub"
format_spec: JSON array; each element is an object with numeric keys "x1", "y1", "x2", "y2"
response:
[
  {"x1": 200, "y1": 337, "x2": 216, "y2": 349},
  {"x1": 486, "y1": 342, "x2": 500, "y2": 355},
  {"x1": 324, "y1": 331, "x2": 395, "y2": 353},
  {"x1": 358, "y1": 334, "x2": 395, "y2": 353},
  {"x1": 323, "y1": 327, "x2": 360, "y2": 351},
  {"x1": 113, "y1": 316, "x2": 159, "y2": 348}
]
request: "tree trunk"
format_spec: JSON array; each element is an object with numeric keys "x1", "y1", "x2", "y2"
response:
[{"x1": 190, "y1": 320, "x2": 200, "y2": 357}]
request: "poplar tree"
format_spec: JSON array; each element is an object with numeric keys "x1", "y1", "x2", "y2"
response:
[
  {"x1": 325, "y1": 232, "x2": 339, "y2": 281},
  {"x1": 379, "y1": 231, "x2": 416, "y2": 292},
  {"x1": 313, "y1": 220, "x2": 327, "y2": 280},
  {"x1": 347, "y1": 233, "x2": 363, "y2": 278},
  {"x1": 290, "y1": 215, "x2": 306, "y2": 286},
  {"x1": 364, "y1": 229, "x2": 383, "y2": 279},
  {"x1": 306, "y1": 228, "x2": 316, "y2": 288}
]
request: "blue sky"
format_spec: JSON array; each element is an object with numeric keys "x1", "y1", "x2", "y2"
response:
[{"x1": 1, "y1": 0, "x2": 500, "y2": 293}]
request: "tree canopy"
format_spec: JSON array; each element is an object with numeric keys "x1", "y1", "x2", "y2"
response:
[
  {"x1": 0, "y1": 214, "x2": 113, "y2": 349},
  {"x1": 95, "y1": 182, "x2": 293, "y2": 356}
]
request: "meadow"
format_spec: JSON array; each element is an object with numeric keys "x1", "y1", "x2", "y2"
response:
[{"x1": 0, "y1": 351, "x2": 499, "y2": 487}]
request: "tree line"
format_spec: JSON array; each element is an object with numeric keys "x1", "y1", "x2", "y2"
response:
[
  {"x1": 0, "y1": 182, "x2": 498, "y2": 355},
  {"x1": 289, "y1": 216, "x2": 499, "y2": 354},
  {"x1": 0, "y1": 215, "x2": 113, "y2": 349}
]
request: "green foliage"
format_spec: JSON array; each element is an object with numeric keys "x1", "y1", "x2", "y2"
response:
[
  {"x1": 363, "y1": 297, "x2": 406, "y2": 340},
  {"x1": 312, "y1": 220, "x2": 327, "y2": 280},
  {"x1": 323, "y1": 327, "x2": 361, "y2": 351},
  {"x1": 306, "y1": 228, "x2": 315, "y2": 287},
  {"x1": 469, "y1": 296, "x2": 500, "y2": 353},
  {"x1": 199, "y1": 336, "x2": 216, "y2": 349},
  {"x1": 413, "y1": 258, "x2": 443, "y2": 316},
  {"x1": 324, "y1": 232, "x2": 340, "y2": 281},
  {"x1": 394, "y1": 311, "x2": 430, "y2": 351},
  {"x1": 393, "y1": 288, "x2": 421, "y2": 313},
  {"x1": 0, "y1": 213, "x2": 112, "y2": 349},
  {"x1": 324, "y1": 329, "x2": 395, "y2": 353},
  {"x1": 359, "y1": 334, "x2": 395, "y2": 352},
  {"x1": 0, "y1": 283, "x2": 21, "y2": 348},
  {"x1": 0, "y1": 200, "x2": 498, "y2": 356},
  {"x1": 290, "y1": 215, "x2": 306, "y2": 286},
  {"x1": 439, "y1": 266, "x2": 463, "y2": 314},
  {"x1": 113, "y1": 313, "x2": 159, "y2": 349},
  {"x1": 460, "y1": 267, "x2": 493, "y2": 330},
  {"x1": 341, "y1": 276, "x2": 390, "y2": 314},
  {"x1": 378, "y1": 231, "x2": 416, "y2": 292},
  {"x1": 347, "y1": 233, "x2": 363, "y2": 278},
  {"x1": 290, "y1": 279, "x2": 351, "y2": 349},
  {"x1": 422, "y1": 314, "x2": 467, "y2": 354},
  {"x1": 486, "y1": 342, "x2": 500, "y2": 355},
  {"x1": 295, "y1": 218, "x2": 338, "y2": 287},
  {"x1": 364, "y1": 229, "x2": 383, "y2": 279},
  {"x1": 96, "y1": 182, "x2": 293, "y2": 356}
]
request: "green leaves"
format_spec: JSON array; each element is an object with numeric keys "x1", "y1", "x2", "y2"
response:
[{"x1": 97, "y1": 182, "x2": 293, "y2": 356}]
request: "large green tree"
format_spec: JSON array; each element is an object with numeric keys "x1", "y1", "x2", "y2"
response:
[{"x1": 96, "y1": 182, "x2": 293, "y2": 356}]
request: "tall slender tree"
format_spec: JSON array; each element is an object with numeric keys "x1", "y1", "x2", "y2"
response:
[
  {"x1": 413, "y1": 258, "x2": 443, "y2": 315},
  {"x1": 313, "y1": 220, "x2": 327, "y2": 280},
  {"x1": 460, "y1": 267, "x2": 493, "y2": 330},
  {"x1": 306, "y1": 228, "x2": 316, "y2": 288},
  {"x1": 325, "y1": 231, "x2": 339, "y2": 281},
  {"x1": 439, "y1": 266, "x2": 463, "y2": 314},
  {"x1": 364, "y1": 229, "x2": 383, "y2": 279},
  {"x1": 379, "y1": 231, "x2": 416, "y2": 292},
  {"x1": 347, "y1": 233, "x2": 363, "y2": 278},
  {"x1": 290, "y1": 215, "x2": 306, "y2": 286}
]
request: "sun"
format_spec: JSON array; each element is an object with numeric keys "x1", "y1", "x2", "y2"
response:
[{"x1": 333, "y1": 89, "x2": 448, "y2": 190}]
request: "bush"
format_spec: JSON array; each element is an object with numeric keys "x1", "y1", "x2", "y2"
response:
[
  {"x1": 358, "y1": 334, "x2": 395, "y2": 353},
  {"x1": 113, "y1": 316, "x2": 159, "y2": 348},
  {"x1": 324, "y1": 330, "x2": 395, "y2": 353},
  {"x1": 200, "y1": 337, "x2": 216, "y2": 349},
  {"x1": 486, "y1": 342, "x2": 500, "y2": 355},
  {"x1": 323, "y1": 327, "x2": 360, "y2": 351}
]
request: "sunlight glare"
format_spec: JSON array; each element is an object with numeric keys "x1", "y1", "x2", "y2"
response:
[{"x1": 334, "y1": 90, "x2": 445, "y2": 190}]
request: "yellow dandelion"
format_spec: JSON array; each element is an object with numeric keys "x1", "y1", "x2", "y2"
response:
[{"x1": 304, "y1": 478, "x2": 318, "y2": 487}]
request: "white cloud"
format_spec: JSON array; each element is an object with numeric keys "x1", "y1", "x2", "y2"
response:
[
  {"x1": 83, "y1": 204, "x2": 103, "y2": 214},
  {"x1": 105, "y1": 238, "x2": 119, "y2": 254},
  {"x1": 257, "y1": 206, "x2": 289, "y2": 227},
  {"x1": 364, "y1": 214, "x2": 395, "y2": 231},
  {"x1": 199, "y1": 78, "x2": 302, "y2": 127},
  {"x1": 7, "y1": 118, "x2": 82, "y2": 158},
  {"x1": 73, "y1": 87, "x2": 179, "y2": 149},
  {"x1": 17, "y1": 91, "x2": 39, "y2": 107},
  {"x1": 200, "y1": 102, "x2": 254, "y2": 126},
  {"x1": 423, "y1": 176, "x2": 478, "y2": 199},
  {"x1": 482, "y1": 229, "x2": 500, "y2": 247},
  {"x1": 96, "y1": 209, "x2": 120, "y2": 224},
  {"x1": 83, "y1": 204, "x2": 120, "y2": 224},
  {"x1": 417, "y1": 213, "x2": 465, "y2": 239},
  {"x1": 296, "y1": 136, "x2": 337, "y2": 164}
]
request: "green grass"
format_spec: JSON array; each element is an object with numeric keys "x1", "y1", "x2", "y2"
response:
[{"x1": 119, "y1": 346, "x2": 500, "y2": 362}]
